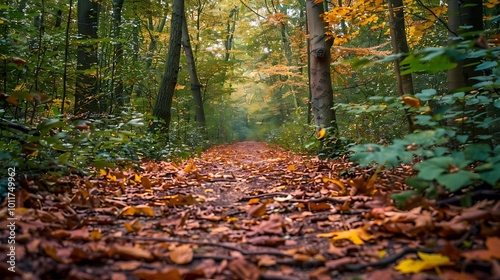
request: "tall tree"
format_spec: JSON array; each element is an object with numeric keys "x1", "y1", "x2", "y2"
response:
[
  {"x1": 387, "y1": 0, "x2": 415, "y2": 132},
  {"x1": 111, "y1": 0, "x2": 125, "y2": 109},
  {"x1": 225, "y1": 5, "x2": 238, "y2": 61},
  {"x1": 75, "y1": 0, "x2": 100, "y2": 114},
  {"x1": 447, "y1": 0, "x2": 484, "y2": 91},
  {"x1": 151, "y1": 0, "x2": 184, "y2": 132},
  {"x1": 181, "y1": 11, "x2": 206, "y2": 128},
  {"x1": 306, "y1": 0, "x2": 336, "y2": 130}
]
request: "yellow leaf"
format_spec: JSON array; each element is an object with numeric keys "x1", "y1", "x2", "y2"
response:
[
  {"x1": 287, "y1": 164, "x2": 295, "y2": 171},
  {"x1": 89, "y1": 230, "x2": 102, "y2": 241},
  {"x1": 396, "y1": 252, "x2": 452, "y2": 274},
  {"x1": 106, "y1": 173, "x2": 117, "y2": 181},
  {"x1": 395, "y1": 258, "x2": 428, "y2": 274},
  {"x1": 119, "y1": 206, "x2": 137, "y2": 216},
  {"x1": 318, "y1": 226, "x2": 374, "y2": 245},
  {"x1": 378, "y1": 250, "x2": 386, "y2": 259},
  {"x1": 99, "y1": 169, "x2": 107, "y2": 176},
  {"x1": 14, "y1": 83, "x2": 26, "y2": 91},
  {"x1": 136, "y1": 205, "x2": 155, "y2": 217},
  {"x1": 174, "y1": 84, "x2": 186, "y2": 90},
  {"x1": 322, "y1": 178, "x2": 345, "y2": 189},
  {"x1": 402, "y1": 96, "x2": 421, "y2": 109},
  {"x1": 134, "y1": 174, "x2": 141, "y2": 182},
  {"x1": 184, "y1": 163, "x2": 196, "y2": 172},
  {"x1": 317, "y1": 128, "x2": 326, "y2": 139}
]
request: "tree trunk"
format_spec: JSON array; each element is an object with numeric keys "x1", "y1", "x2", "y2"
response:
[
  {"x1": 151, "y1": 0, "x2": 184, "y2": 132},
  {"x1": 447, "y1": 0, "x2": 483, "y2": 91},
  {"x1": 225, "y1": 6, "x2": 238, "y2": 61},
  {"x1": 387, "y1": 0, "x2": 415, "y2": 132},
  {"x1": 306, "y1": 0, "x2": 336, "y2": 130},
  {"x1": 75, "y1": 0, "x2": 99, "y2": 115},
  {"x1": 61, "y1": 0, "x2": 74, "y2": 115},
  {"x1": 181, "y1": 11, "x2": 206, "y2": 128},
  {"x1": 112, "y1": 0, "x2": 124, "y2": 108}
]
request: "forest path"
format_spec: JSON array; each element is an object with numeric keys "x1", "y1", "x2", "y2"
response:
[{"x1": 2, "y1": 142, "x2": 497, "y2": 280}]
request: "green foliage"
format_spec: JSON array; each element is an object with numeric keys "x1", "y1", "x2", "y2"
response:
[
  {"x1": 0, "y1": 111, "x2": 199, "y2": 178},
  {"x1": 344, "y1": 40, "x2": 500, "y2": 207}
]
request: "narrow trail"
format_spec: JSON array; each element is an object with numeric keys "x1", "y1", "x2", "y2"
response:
[{"x1": 1, "y1": 142, "x2": 498, "y2": 280}]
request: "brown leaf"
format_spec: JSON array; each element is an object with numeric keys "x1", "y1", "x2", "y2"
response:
[
  {"x1": 169, "y1": 244, "x2": 193, "y2": 265},
  {"x1": 309, "y1": 202, "x2": 331, "y2": 211},
  {"x1": 228, "y1": 259, "x2": 260, "y2": 280},
  {"x1": 110, "y1": 245, "x2": 154, "y2": 261},
  {"x1": 112, "y1": 261, "x2": 142, "y2": 271},
  {"x1": 325, "y1": 257, "x2": 357, "y2": 269},
  {"x1": 248, "y1": 236, "x2": 285, "y2": 247},
  {"x1": 257, "y1": 255, "x2": 277, "y2": 267},
  {"x1": 133, "y1": 268, "x2": 182, "y2": 280},
  {"x1": 247, "y1": 203, "x2": 267, "y2": 217}
]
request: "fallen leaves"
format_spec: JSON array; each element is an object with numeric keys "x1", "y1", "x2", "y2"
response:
[
  {"x1": 462, "y1": 237, "x2": 500, "y2": 260},
  {"x1": 3, "y1": 141, "x2": 499, "y2": 279}
]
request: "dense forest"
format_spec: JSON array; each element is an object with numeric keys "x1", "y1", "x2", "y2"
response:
[{"x1": 1, "y1": 0, "x2": 500, "y2": 279}]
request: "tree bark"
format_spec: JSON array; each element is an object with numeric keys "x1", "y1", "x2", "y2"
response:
[
  {"x1": 387, "y1": 0, "x2": 415, "y2": 132},
  {"x1": 75, "y1": 0, "x2": 99, "y2": 114},
  {"x1": 151, "y1": 0, "x2": 184, "y2": 132},
  {"x1": 306, "y1": 0, "x2": 336, "y2": 130},
  {"x1": 181, "y1": 11, "x2": 206, "y2": 127},
  {"x1": 447, "y1": 0, "x2": 483, "y2": 91}
]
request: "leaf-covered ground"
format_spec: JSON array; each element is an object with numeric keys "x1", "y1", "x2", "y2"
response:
[{"x1": 1, "y1": 141, "x2": 499, "y2": 280}]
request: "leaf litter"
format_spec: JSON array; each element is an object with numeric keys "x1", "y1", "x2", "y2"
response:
[{"x1": 1, "y1": 141, "x2": 499, "y2": 280}]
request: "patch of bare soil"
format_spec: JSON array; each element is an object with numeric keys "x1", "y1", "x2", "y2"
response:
[{"x1": 1, "y1": 142, "x2": 499, "y2": 280}]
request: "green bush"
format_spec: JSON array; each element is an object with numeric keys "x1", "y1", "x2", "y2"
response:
[{"x1": 342, "y1": 39, "x2": 500, "y2": 207}]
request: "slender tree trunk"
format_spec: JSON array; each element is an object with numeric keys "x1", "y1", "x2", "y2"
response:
[
  {"x1": 387, "y1": 0, "x2": 415, "y2": 132},
  {"x1": 112, "y1": 0, "x2": 124, "y2": 108},
  {"x1": 181, "y1": 12, "x2": 206, "y2": 127},
  {"x1": 61, "y1": 0, "x2": 73, "y2": 115},
  {"x1": 225, "y1": 6, "x2": 238, "y2": 61},
  {"x1": 75, "y1": 0, "x2": 100, "y2": 115},
  {"x1": 306, "y1": 0, "x2": 336, "y2": 130},
  {"x1": 151, "y1": 0, "x2": 184, "y2": 132}
]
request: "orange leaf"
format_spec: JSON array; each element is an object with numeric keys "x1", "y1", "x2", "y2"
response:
[
  {"x1": 402, "y1": 96, "x2": 421, "y2": 109},
  {"x1": 317, "y1": 127, "x2": 326, "y2": 139}
]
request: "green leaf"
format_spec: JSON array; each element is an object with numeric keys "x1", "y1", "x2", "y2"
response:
[
  {"x1": 475, "y1": 61, "x2": 497, "y2": 71},
  {"x1": 436, "y1": 170, "x2": 481, "y2": 192},
  {"x1": 406, "y1": 177, "x2": 431, "y2": 190},
  {"x1": 494, "y1": 99, "x2": 500, "y2": 108},
  {"x1": 57, "y1": 152, "x2": 71, "y2": 164},
  {"x1": 92, "y1": 160, "x2": 116, "y2": 169},
  {"x1": 414, "y1": 163, "x2": 446, "y2": 180},
  {"x1": 464, "y1": 144, "x2": 491, "y2": 161}
]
